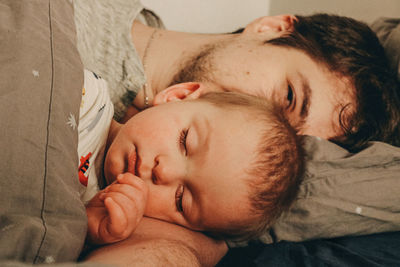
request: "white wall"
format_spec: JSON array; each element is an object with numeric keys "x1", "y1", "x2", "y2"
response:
[
  {"x1": 269, "y1": 0, "x2": 400, "y2": 24},
  {"x1": 141, "y1": 0, "x2": 399, "y2": 33},
  {"x1": 141, "y1": 0, "x2": 271, "y2": 33}
]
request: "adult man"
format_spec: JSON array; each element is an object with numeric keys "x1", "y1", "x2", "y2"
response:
[
  {"x1": 73, "y1": 1, "x2": 400, "y2": 266},
  {"x1": 75, "y1": 1, "x2": 399, "y2": 152}
]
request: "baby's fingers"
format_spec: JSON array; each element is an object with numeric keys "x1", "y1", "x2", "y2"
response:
[
  {"x1": 103, "y1": 197, "x2": 127, "y2": 237},
  {"x1": 103, "y1": 183, "x2": 147, "y2": 208},
  {"x1": 117, "y1": 173, "x2": 148, "y2": 194}
]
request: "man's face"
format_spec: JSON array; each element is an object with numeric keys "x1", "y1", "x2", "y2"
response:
[
  {"x1": 104, "y1": 100, "x2": 260, "y2": 231},
  {"x1": 172, "y1": 34, "x2": 354, "y2": 139}
]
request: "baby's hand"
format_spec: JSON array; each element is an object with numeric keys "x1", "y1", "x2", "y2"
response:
[{"x1": 86, "y1": 173, "x2": 148, "y2": 244}]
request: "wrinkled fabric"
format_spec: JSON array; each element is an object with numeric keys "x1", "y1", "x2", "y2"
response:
[
  {"x1": 0, "y1": 0, "x2": 87, "y2": 264},
  {"x1": 372, "y1": 17, "x2": 400, "y2": 80},
  {"x1": 73, "y1": 0, "x2": 164, "y2": 121}
]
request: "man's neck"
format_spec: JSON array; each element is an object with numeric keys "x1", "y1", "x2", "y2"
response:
[{"x1": 130, "y1": 21, "x2": 226, "y2": 107}]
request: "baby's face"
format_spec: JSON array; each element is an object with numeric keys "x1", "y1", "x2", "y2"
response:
[{"x1": 104, "y1": 100, "x2": 261, "y2": 231}]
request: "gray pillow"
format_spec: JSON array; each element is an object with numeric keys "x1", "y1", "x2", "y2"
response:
[
  {"x1": 267, "y1": 136, "x2": 400, "y2": 243},
  {"x1": 371, "y1": 17, "x2": 400, "y2": 80},
  {"x1": 0, "y1": 0, "x2": 86, "y2": 264}
]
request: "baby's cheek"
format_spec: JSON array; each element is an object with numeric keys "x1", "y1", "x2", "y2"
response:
[
  {"x1": 103, "y1": 150, "x2": 122, "y2": 185},
  {"x1": 143, "y1": 189, "x2": 159, "y2": 216},
  {"x1": 143, "y1": 189, "x2": 174, "y2": 223}
]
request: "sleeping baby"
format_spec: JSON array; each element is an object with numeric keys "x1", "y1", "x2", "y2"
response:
[{"x1": 78, "y1": 70, "x2": 304, "y2": 245}]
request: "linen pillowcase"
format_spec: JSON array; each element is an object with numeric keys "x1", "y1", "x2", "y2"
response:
[{"x1": 0, "y1": 0, "x2": 87, "y2": 264}]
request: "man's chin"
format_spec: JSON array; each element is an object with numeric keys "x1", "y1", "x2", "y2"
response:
[{"x1": 169, "y1": 43, "x2": 217, "y2": 86}]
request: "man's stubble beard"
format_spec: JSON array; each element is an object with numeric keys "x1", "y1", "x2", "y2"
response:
[{"x1": 169, "y1": 44, "x2": 218, "y2": 86}]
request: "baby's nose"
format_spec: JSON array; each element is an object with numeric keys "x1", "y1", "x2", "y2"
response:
[{"x1": 151, "y1": 155, "x2": 182, "y2": 185}]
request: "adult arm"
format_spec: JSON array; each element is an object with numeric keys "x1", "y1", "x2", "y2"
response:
[{"x1": 84, "y1": 217, "x2": 228, "y2": 267}]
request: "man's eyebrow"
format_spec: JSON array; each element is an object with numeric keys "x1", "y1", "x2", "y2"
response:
[{"x1": 299, "y1": 72, "x2": 312, "y2": 121}]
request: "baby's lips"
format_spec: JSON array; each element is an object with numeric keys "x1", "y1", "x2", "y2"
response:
[{"x1": 127, "y1": 146, "x2": 137, "y2": 176}]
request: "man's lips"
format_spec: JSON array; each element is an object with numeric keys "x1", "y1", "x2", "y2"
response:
[{"x1": 127, "y1": 147, "x2": 137, "y2": 176}]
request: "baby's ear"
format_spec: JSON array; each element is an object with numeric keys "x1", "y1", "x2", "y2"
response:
[
  {"x1": 153, "y1": 82, "x2": 205, "y2": 105},
  {"x1": 243, "y1": 15, "x2": 297, "y2": 35}
]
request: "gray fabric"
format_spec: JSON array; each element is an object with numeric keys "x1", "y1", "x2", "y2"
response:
[
  {"x1": 371, "y1": 17, "x2": 400, "y2": 80},
  {"x1": 0, "y1": 0, "x2": 88, "y2": 264},
  {"x1": 262, "y1": 136, "x2": 400, "y2": 244},
  {"x1": 73, "y1": 0, "x2": 164, "y2": 121},
  {"x1": 1, "y1": 261, "x2": 112, "y2": 267}
]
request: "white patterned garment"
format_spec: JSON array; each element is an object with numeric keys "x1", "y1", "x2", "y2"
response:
[{"x1": 77, "y1": 69, "x2": 114, "y2": 203}]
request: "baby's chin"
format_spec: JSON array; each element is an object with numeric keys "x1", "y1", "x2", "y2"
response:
[
  {"x1": 103, "y1": 170, "x2": 114, "y2": 185},
  {"x1": 103, "y1": 161, "x2": 120, "y2": 185},
  {"x1": 103, "y1": 150, "x2": 126, "y2": 185}
]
